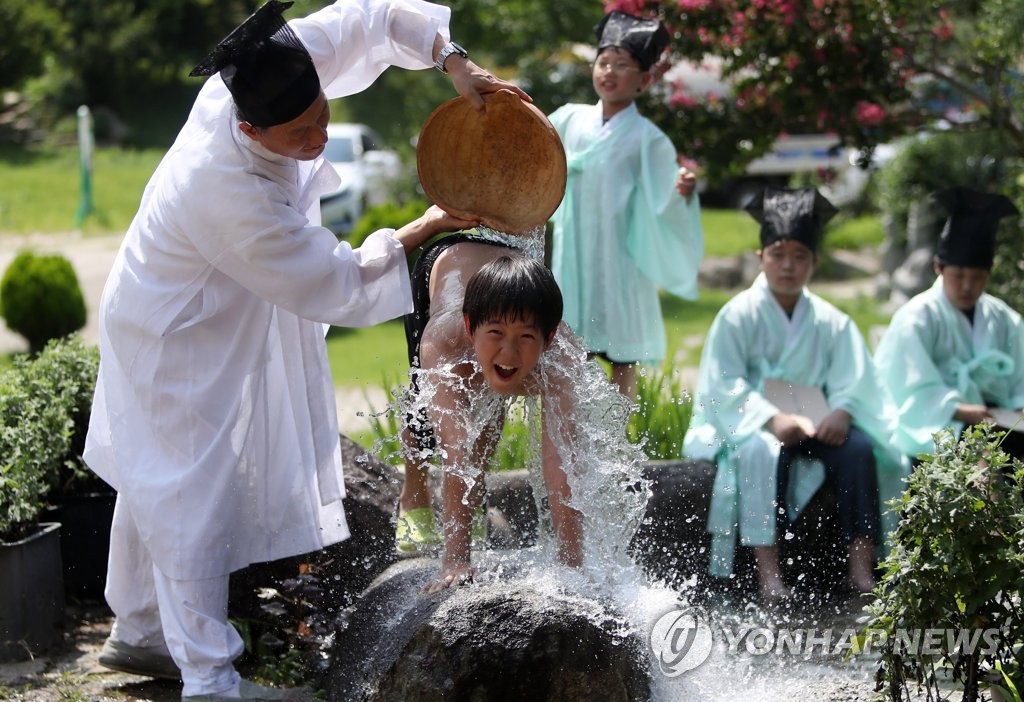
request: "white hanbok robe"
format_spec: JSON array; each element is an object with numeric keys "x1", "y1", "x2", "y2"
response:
[
  {"x1": 548, "y1": 102, "x2": 703, "y2": 364},
  {"x1": 682, "y1": 274, "x2": 908, "y2": 576},
  {"x1": 83, "y1": 0, "x2": 451, "y2": 581},
  {"x1": 874, "y1": 277, "x2": 1024, "y2": 458}
]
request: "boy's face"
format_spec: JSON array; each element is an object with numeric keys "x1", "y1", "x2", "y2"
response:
[
  {"x1": 935, "y1": 261, "x2": 989, "y2": 311},
  {"x1": 464, "y1": 314, "x2": 554, "y2": 395},
  {"x1": 592, "y1": 47, "x2": 650, "y2": 108},
  {"x1": 758, "y1": 239, "x2": 817, "y2": 298}
]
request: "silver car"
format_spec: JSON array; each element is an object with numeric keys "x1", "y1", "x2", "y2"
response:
[{"x1": 319, "y1": 123, "x2": 402, "y2": 235}]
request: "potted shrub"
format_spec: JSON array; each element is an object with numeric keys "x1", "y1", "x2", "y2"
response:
[
  {"x1": 22, "y1": 336, "x2": 111, "y2": 602},
  {"x1": 0, "y1": 357, "x2": 67, "y2": 661}
]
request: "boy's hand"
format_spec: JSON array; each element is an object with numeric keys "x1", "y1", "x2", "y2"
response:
[
  {"x1": 815, "y1": 409, "x2": 852, "y2": 447},
  {"x1": 675, "y1": 166, "x2": 697, "y2": 200},
  {"x1": 954, "y1": 403, "x2": 994, "y2": 427},
  {"x1": 421, "y1": 563, "x2": 478, "y2": 594},
  {"x1": 768, "y1": 412, "x2": 813, "y2": 447}
]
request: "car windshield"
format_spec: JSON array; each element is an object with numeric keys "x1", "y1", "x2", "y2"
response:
[{"x1": 324, "y1": 136, "x2": 356, "y2": 163}]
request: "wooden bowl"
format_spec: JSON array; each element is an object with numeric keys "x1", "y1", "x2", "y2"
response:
[{"x1": 416, "y1": 90, "x2": 567, "y2": 235}]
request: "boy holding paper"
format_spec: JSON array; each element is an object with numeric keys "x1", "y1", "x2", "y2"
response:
[
  {"x1": 682, "y1": 187, "x2": 907, "y2": 604},
  {"x1": 874, "y1": 186, "x2": 1024, "y2": 461}
]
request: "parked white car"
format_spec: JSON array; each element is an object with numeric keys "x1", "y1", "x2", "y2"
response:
[{"x1": 319, "y1": 123, "x2": 402, "y2": 235}]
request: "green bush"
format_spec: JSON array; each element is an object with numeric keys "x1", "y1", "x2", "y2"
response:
[
  {"x1": 0, "y1": 249, "x2": 87, "y2": 354},
  {"x1": 628, "y1": 364, "x2": 693, "y2": 461},
  {"x1": 17, "y1": 335, "x2": 101, "y2": 495},
  {"x1": 0, "y1": 335, "x2": 100, "y2": 540},
  {"x1": 346, "y1": 199, "x2": 431, "y2": 251},
  {"x1": 864, "y1": 425, "x2": 1024, "y2": 702}
]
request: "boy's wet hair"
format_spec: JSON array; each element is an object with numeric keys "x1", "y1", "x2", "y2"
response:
[{"x1": 463, "y1": 255, "x2": 563, "y2": 339}]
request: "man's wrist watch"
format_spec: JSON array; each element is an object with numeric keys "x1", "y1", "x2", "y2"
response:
[{"x1": 434, "y1": 41, "x2": 468, "y2": 74}]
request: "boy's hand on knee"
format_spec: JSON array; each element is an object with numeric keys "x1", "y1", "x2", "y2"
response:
[{"x1": 421, "y1": 563, "x2": 478, "y2": 594}]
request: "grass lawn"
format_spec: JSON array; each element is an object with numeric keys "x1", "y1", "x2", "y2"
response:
[{"x1": 0, "y1": 145, "x2": 163, "y2": 235}]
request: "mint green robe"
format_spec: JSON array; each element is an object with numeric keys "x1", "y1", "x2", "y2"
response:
[
  {"x1": 874, "y1": 277, "x2": 1024, "y2": 458},
  {"x1": 682, "y1": 274, "x2": 909, "y2": 576},
  {"x1": 548, "y1": 102, "x2": 703, "y2": 364}
]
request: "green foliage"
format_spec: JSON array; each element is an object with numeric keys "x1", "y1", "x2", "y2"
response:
[
  {"x1": 0, "y1": 372, "x2": 55, "y2": 539},
  {"x1": 16, "y1": 335, "x2": 101, "y2": 495},
  {"x1": 0, "y1": 336, "x2": 100, "y2": 539},
  {"x1": 624, "y1": 0, "x2": 1024, "y2": 189},
  {"x1": 864, "y1": 425, "x2": 1024, "y2": 702},
  {"x1": 825, "y1": 214, "x2": 886, "y2": 252},
  {"x1": 0, "y1": 249, "x2": 86, "y2": 354},
  {"x1": 0, "y1": 1, "x2": 61, "y2": 94},
  {"x1": 628, "y1": 363, "x2": 693, "y2": 461},
  {"x1": 346, "y1": 199, "x2": 432, "y2": 250},
  {"x1": 874, "y1": 129, "x2": 1024, "y2": 312},
  {"x1": 875, "y1": 130, "x2": 1016, "y2": 223}
]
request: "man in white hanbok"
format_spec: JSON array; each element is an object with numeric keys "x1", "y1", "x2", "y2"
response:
[
  {"x1": 548, "y1": 10, "x2": 703, "y2": 398},
  {"x1": 683, "y1": 187, "x2": 908, "y2": 605},
  {"x1": 82, "y1": 1, "x2": 526, "y2": 699},
  {"x1": 875, "y1": 186, "x2": 1023, "y2": 461}
]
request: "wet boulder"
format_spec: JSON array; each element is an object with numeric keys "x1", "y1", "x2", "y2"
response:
[
  {"x1": 326, "y1": 558, "x2": 651, "y2": 702},
  {"x1": 229, "y1": 434, "x2": 402, "y2": 618}
]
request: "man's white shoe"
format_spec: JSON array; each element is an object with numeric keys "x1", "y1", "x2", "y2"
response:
[
  {"x1": 182, "y1": 678, "x2": 312, "y2": 701},
  {"x1": 98, "y1": 638, "x2": 181, "y2": 680}
]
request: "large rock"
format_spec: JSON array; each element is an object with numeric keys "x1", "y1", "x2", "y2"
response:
[
  {"x1": 630, "y1": 460, "x2": 847, "y2": 600},
  {"x1": 326, "y1": 558, "x2": 651, "y2": 702},
  {"x1": 229, "y1": 435, "x2": 402, "y2": 619}
]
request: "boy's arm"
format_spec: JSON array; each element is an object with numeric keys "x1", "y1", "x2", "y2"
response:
[{"x1": 420, "y1": 369, "x2": 479, "y2": 593}]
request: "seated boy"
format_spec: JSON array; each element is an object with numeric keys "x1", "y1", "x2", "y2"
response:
[
  {"x1": 682, "y1": 187, "x2": 908, "y2": 603},
  {"x1": 394, "y1": 232, "x2": 584, "y2": 592},
  {"x1": 875, "y1": 186, "x2": 1024, "y2": 461}
]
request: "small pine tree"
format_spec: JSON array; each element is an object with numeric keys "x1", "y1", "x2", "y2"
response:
[{"x1": 0, "y1": 250, "x2": 87, "y2": 354}]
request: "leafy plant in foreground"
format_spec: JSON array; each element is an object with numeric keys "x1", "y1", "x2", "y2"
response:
[{"x1": 864, "y1": 425, "x2": 1024, "y2": 702}]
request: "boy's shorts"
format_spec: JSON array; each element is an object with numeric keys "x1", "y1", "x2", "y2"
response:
[{"x1": 403, "y1": 233, "x2": 514, "y2": 451}]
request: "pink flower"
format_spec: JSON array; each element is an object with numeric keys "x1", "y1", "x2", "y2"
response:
[
  {"x1": 933, "y1": 23, "x2": 953, "y2": 40},
  {"x1": 855, "y1": 100, "x2": 886, "y2": 126},
  {"x1": 670, "y1": 90, "x2": 698, "y2": 107},
  {"x1": 785, "y1": 54, "x2": 801, "y2": 70},
  {"x1": 605, "y1": 0, "x2": 645, "y2": 14}
]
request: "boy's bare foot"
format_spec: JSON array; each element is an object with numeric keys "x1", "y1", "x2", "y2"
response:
[{"x1": 422, "y1": 564, "x2": 479, "y2": 594}]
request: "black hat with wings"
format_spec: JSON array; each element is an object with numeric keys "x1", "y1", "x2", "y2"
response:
[
  {"x1": 190, "y1": 0, "x2": 320, "y2": 128},
  {"x1": 745, "y1": 186, "x2": 838, "y2": 254}
]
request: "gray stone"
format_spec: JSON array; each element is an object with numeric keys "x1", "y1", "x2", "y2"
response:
[
  {"x1": 229, "y1": 435, "x2": 402, "y2": 619},
  {"x1": 326, "y1": 559, "x2": 651, "y2": 702}
]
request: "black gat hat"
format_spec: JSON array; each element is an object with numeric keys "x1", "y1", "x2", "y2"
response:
[
  {"x1": 594, "y1": 10, "x2": 670, "y2": 71},
  {"x1": 745, "y1": 186, "x2": 838, "y2": 254},
  {"x1": 190, "y1": 0, "x2": 320, "y2": 128},
  {"x1": 934, "y1": 186, "x2": 1019, "y2": 269}
]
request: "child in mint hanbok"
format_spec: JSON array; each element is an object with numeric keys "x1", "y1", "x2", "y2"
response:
[
  {"x1": 874, "y1": 187, "x2": 1023, "y2": 461},
  {"x1": 548, "y1": 10, "x2": 703, "y2": 398},
  {"x1": 683, "y1": 187, "x2": 908, "y2": 605}
]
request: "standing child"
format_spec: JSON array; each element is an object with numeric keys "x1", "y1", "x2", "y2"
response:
[
  {"x1": 548, "y1": 10, "x2": 703, "y2": 398},
  {"x1": 874, "y1": 186, "x2": 1024, "y2": 461},
  {"x1": 682, "y1": 187, "x2": 908, "y2": 604}
]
